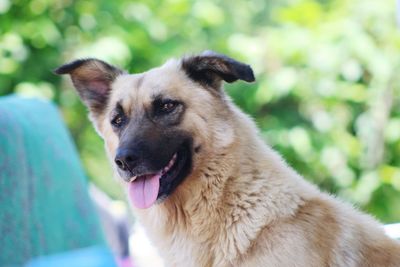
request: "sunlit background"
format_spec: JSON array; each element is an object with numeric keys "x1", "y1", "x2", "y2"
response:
[{"x1": 1, "y1": 0, "x2": 400, "y2": 224}]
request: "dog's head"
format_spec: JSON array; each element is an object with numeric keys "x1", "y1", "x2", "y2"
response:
[{"x1": 55, "y1": 51, "x2": 254, "y2": 209}]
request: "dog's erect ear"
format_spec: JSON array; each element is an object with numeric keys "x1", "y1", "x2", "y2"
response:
[
  {"x1": 54, "y1": 59, "x2": 124, "y2": 115},
  {"x1": 181, "y1": 51, "x2": 255, "y2": 89}
]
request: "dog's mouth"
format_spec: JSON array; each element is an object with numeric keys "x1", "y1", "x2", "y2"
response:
[{"x1": 128, "y1": 142, "x2": 192, "y2": 209}]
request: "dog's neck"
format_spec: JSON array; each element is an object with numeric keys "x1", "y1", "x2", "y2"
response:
[{"x1": 133, "y1": 104, "x2": 315, "y2": 265}]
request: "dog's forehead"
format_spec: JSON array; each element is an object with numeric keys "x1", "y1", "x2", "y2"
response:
[{"x1": 109, "y1": 59, "x2": 191, "y2": 109}]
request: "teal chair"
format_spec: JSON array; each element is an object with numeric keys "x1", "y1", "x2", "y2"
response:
[{"x1": 0, "y1": 95, "x2": 118, "y2": 267}]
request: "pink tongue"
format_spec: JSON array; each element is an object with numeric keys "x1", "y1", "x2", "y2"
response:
[{"x1": 129, "y1": 173, "x2": 161, "y2": 209}]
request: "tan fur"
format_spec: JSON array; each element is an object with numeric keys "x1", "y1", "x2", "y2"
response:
[{"x1": 93, "y1": 59, "x2": 400, "y2": 267}]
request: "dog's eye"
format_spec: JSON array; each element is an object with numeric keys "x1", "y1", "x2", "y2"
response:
[
  {"x1": 155, "y1": 100, "x2": 179, "y2": 114},
  {"x1": 162, "y1": 101, "x2": 177, "y2": 112},
  {"x1": 111, "y1": 114, "x2": 125, "y2": 128}
]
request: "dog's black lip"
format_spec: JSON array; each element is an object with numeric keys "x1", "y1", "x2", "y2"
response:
[
  {"x1": 122, "y1": 152, "x2": 178, "y2": 183},
  {"x1": 157, "y1": 141, "x2": 192, "y2": 201}
]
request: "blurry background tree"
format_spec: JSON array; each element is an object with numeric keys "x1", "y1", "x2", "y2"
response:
[{"x1": 1, "y1": 0, "x2": 400, "y2": 222}]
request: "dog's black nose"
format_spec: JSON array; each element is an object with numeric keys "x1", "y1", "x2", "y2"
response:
[{"x1": 115, "y1": 147, "x2": 140, "y2": 171}]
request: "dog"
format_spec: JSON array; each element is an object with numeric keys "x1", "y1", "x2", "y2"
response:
[{"x1": 55, "y1": 51, "x2": 400, "y2": 267}]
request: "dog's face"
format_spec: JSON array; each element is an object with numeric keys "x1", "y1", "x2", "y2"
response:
[{"x1": 55, "y1": 51, "x2": 254, "y2": 209}]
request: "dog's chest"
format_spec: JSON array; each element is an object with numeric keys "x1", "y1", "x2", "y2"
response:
[
  {"x1": 164, "y1": 235, "x2": 213, "y2": 267},
  {"x1": 135, "y1": 209, "x2": 212, "y2": 266}
]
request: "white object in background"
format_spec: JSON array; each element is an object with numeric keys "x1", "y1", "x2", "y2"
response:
[
  {"x1": 384, "y1": 223, "x2": 400, "y2": 240},
  {"x1": 398, "y1": 0, "x2": 400, "y2": 27}
]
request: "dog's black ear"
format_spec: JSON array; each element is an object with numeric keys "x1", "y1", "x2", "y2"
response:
[
  {"x1": 54, "y1": 59, "x2": 124, "y2": 115},
  {"x1": 181, "y1": 51, "x2": 255, "y2": 89}
]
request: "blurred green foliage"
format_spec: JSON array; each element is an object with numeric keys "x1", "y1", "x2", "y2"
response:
[{"x1": 1, "y1": 0, "x2": 400, "y2": 222}]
